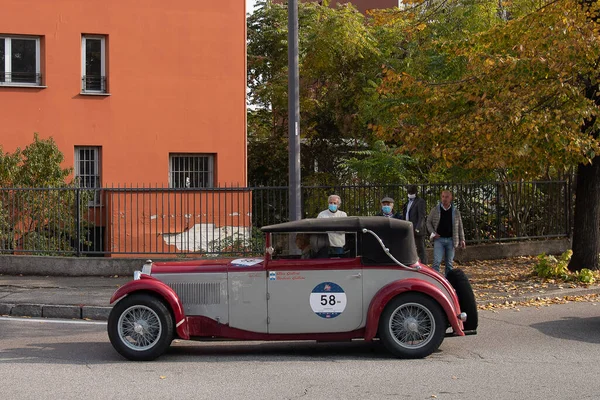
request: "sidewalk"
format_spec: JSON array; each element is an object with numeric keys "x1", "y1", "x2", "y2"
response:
[
  {"x1": 1, "y1": 263, "x2": 600, "y2": 321},
  {"x1": 0, "y1": 275, "x2": 130, "y2": 320}
]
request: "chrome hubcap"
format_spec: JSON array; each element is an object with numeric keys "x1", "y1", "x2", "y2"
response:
[
  {"x1": 404, "y1": 317, "x2": 419, "y2": 333},
  {"x1": 117, "y1": 305, "x2": 162, "y2": 351},
  {"x1": 389, "y1": 302, "x2": 435, "y2": 349}
]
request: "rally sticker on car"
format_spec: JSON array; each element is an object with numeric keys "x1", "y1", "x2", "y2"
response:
[
  {"x1": 231, "y1": 258, "x2": 263, "y2": 267},
  {"x1": 309, "y1": 282, "x2": 347, "y2": 319}
]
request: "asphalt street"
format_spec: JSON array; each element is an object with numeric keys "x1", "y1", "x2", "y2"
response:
[{"x1": 1, "y1": 301, "x2": 599, "y2": 400}]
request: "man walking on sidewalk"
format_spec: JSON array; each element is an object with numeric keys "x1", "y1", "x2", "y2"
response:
[
  {"x1": 426, "y1": 190, "x2": 466, "y2": 276},
  {"x1": 402, "y1": 185, "x2": 427, "y2": 264}
]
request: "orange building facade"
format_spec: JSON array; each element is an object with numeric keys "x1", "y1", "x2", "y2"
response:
[
  {"x1": 0, "y1": 0, "x2": 247, "y2": 187},
  {"x1": 1, "y1": 0, "x2": 250, "y2": 256}
]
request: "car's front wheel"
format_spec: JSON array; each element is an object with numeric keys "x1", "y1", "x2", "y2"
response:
[
  {"x1": 378, "y1": 293, "x2": 446, "y2": 359},
  {"x1": 108, "y1": 293, "x2": 174, "y2": 361}
]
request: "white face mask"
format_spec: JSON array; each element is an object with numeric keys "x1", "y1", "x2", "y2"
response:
[{"x1": 408, "y1": 194, "x2": 416, "y2": 200}]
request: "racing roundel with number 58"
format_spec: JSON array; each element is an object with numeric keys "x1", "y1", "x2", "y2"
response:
[{"x1": 309, "y1": 282, "x2": 347, "y2": 319}]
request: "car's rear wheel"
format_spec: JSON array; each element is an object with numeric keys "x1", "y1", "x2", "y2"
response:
[
  {"x1": 446, "y1": 269, "x2": 478, "y2": 332},
  {"x1": 378, "y1": 293, "x2": 446, "y2": 359},
  {"x1": 108, "y1": 293, "x2": 174, "y2": 361}
]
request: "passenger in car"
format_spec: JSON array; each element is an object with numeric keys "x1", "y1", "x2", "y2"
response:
[
  {"x1": 295, "y1": 233, "x2": 314, "y2": 259},
  {"x1": 295, "y1": 233, "x2": 330, "y2": 259}
]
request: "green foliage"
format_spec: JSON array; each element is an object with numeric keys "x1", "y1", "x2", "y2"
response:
[
  {"x1": 532, "y1": 250, "x2": 599, "y2": 282},
  {"x1": 0, "y1": 134, "x2": 92, "y2": 256},
  {"x1": 339, "y1": 140, "x2": 416, "y2": 185},
  {"x1": 16, "y1": 133, "x2": 71, "y2": 186},
  {"x1": 247, "y1": 1, "x2": 385, "y2": 185},
  {"x1": 373, "y1": 0, "x2": 600, "y2": 177},
  {"x1": 534, "y1": 250, "x2": 572, "y2": 279},
  {"x1": 573, "y1": 269, "x2": 597, "y2": 284}
]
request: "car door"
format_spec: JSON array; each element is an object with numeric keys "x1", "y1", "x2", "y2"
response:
[
  {"x1": 266, "y1": 257, "x2": 363, "y2": 334},
  {"x1": 227, "y1": 259, "x2": 268, "y2": 333}
]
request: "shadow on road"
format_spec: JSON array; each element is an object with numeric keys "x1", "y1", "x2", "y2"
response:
[
  {"x1": 164, "y1": 340, "x2": 395, "y2": 362},
  {"x1": 530, "y1": 316, "x2": 600, "y2": 344},
  {"x1": 0, "y1": 340, "x2": 403, "y2": 364}
]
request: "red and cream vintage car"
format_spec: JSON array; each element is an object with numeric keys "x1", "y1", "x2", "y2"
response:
[{"x1": 107, "y1": 217, "x2": 478, "y2": 361}]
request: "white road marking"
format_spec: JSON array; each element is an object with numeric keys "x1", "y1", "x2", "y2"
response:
[{"x1": 0, "y1": 316, "x2": 106, "y2": 325}]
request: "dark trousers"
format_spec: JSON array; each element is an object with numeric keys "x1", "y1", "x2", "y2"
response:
[{"x1": 415, "y1": 234, "x2": 427, "y2": 264}]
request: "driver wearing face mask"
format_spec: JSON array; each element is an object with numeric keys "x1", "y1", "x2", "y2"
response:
[{"x1": 376, "y1": 196, "x2": 403, "y2": 219}]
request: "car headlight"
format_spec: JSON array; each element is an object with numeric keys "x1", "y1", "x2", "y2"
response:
[{"x1": 141, "y1": 259, "x2": 153, "y2": 275}]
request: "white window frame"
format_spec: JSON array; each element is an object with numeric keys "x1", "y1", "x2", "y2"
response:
[
  {"x1": 0, "y1": 35, "x2": 41, "y2": 86},
  {"x1": 75, "y1": 146, "x2": 102, "y2": 205},
  {"x1": 81, "y1": 35, "x2": 106, "y2": 93},
  {"x1": 169, "y1": 154, "x2": 215, "y2": 189}
]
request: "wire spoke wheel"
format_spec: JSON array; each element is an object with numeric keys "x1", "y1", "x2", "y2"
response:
[
  {"x1": 389, "y1": 302, "x2": 434, "y2": 349},
  {"x1": 108, "y1": 294, "x2": 175, "y2": 361},
  {"x1": 117, "y1": 305, "x2": 163, "y2": 351},
  {"x1": 379, "y1": 293, "x2": 446, "y2": 359}
]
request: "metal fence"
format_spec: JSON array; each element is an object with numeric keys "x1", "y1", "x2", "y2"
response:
[{"x1": 0, "y1": 180, "x2": 572, "y2": 257}]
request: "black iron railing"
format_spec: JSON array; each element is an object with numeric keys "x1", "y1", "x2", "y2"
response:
[
  {"x1": 81, "y1": 75, "x2": 107, "y2": 93},
  {"x1": 0, "y1": 181, "x2": 573, "y2": 257},
  {"x1": 0, "y1": 72, "x2": 42, "y2": 85}
]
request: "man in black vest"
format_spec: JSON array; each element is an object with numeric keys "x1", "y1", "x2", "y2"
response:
[
  {"x1": 426, "y1": 190, "x2": 466, "y2": 276},
  {"x1": 402, "y1": 185, "x2": 427, "y2": 264}
]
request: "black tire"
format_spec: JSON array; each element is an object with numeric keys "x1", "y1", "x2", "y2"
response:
[
  {"x1": 378, "y1": 293, "x2": 446, "y2": 359},
  {"x1": 107, "y1": 293, "x2": 174, "y2": 361},
  {"x1": 446, "y1": 269, "x2": 478, "y2": 332}
]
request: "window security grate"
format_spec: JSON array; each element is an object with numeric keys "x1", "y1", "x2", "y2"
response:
[{"x1": 170, "y1": 154, "x2": 214, "y2": 188}]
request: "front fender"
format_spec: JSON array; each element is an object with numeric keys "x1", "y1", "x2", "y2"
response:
[
  {"x1": 110, "y1": 275, "x2": 190, "y2": 340},
  {"x1": 364, "y1": 278, "x2": 464, "y2": 341}
]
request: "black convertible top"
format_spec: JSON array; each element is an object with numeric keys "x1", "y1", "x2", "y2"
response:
[{"x1": 262, "y1": 216, "x2": 418, "y2": 265}]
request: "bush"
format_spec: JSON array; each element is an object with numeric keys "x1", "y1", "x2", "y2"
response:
[
  {"x1": 534, "y1": 250, "x2": 599, "y2": 284},
  {"x1": 533, "y1": 250, "x2": 571, "y2": 279},
  {"x1": 573, "y1": 269, "x2": 597, "y2": 284}
]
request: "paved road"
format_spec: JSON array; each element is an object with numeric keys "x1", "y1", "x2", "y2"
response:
[{"x1": 1, "y1": 302, "x2": 599, "y2": 400}]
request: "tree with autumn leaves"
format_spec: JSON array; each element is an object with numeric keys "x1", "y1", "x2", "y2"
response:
[
  {"x1": 247, "y1": 0, "x2": 600, "y2": 270},
  {"x1": 369, "y1": 0, "x2": 600, "y2": 270}
]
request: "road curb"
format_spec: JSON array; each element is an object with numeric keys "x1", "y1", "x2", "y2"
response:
[
  {"x1": 0, "y1": 302, "x2": 111, "y2": 321},
  {"x1": 476, "y1": 286, "x2": 600, "y2": 305}
]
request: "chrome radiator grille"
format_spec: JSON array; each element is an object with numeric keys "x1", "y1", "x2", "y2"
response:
[{"x1": 166, "y1": 282, "x2": 221, "y2": 305}]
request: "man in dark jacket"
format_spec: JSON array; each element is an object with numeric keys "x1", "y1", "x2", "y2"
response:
[
  {"x1": 376, "y1": 196, "x2": 403, "y2": 219},
  {"x1": 402, "y1": 185, "x2": 428, "y2": 264}
]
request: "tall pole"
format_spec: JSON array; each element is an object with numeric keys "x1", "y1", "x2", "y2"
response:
[{"x1": 288, "y1": 0, "x2": 302, "y2": 221}]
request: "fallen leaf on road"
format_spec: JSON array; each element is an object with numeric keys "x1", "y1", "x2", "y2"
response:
[{"x1": 160, "y1": 376, "x2": 166, "y2": 380}]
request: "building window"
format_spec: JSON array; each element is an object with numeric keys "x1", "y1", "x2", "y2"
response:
[
  {"x1": 75, "y1": 147, "x2": 101, "y2": 204},
  {"x1": 169, "y1": 154, "x2": 215, "y2": 188},
  {"x1": 0, "y1": 36, "x2": 41, "y2": 86},
  {"x1": 81, "y1": 35, "x2": 106, "y2": 93}
]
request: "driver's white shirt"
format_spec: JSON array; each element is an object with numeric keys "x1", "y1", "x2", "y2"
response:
[{"x1": 317, "y1": 209, "x2": 347, "y2": 247}]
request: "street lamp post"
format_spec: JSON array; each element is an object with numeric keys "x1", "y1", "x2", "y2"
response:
[{"x1": 288, "y1": 0, "x2": 301, "y2": 221}]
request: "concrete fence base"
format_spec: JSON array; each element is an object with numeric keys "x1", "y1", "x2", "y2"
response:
[{"x1": 0, "y1": 239, "x2": 571, "y2": 276}]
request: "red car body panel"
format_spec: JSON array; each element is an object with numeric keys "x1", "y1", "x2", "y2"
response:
[
  {"x1": 109, "y1": 275, "x2": 190, "y2": 340},
  {"x1": 186, "y1": 315, "x2": 365, "y2": 341},
  {"x1": 364, "y1": 278, "x2": 465, "y2": 341}
]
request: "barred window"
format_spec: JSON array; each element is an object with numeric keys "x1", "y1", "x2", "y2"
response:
[
  {"x1": 169, "y1": 154, "x2": 215, "y2": 188},
  {"x1": 75, "y1": 147, "x2": 101, "y2": 205}
]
